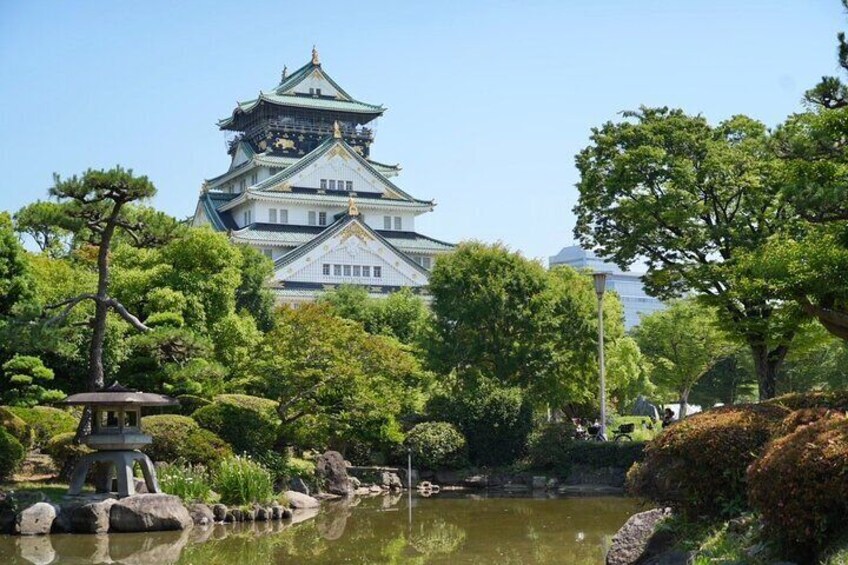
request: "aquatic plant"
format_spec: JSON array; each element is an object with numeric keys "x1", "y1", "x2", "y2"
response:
[
  {"x1": 157, "y1": 461, "x2": 214, "y2": 502},
  {"x1": 214, "y1": 455, "x2": 274, "y2": 505}
]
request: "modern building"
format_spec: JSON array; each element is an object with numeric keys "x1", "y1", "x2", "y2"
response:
[
  {"x1": 549, "y1": 245, "x2": 666, "y2": 329},
  {"x1": 192, "y1": 48, "x2": 454, "y2": 305}
]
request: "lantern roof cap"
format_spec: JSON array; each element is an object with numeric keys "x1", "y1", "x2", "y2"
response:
[{"x1": 61, "y1": 381, "x2": 179, "y2": 407}]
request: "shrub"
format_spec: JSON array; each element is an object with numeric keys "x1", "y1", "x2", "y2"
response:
[
  {"x1": 0, "y1": 406, "x2": 33, "y2": 448},
  {"x1": 428, "y1": 382, "x2": 533, "y2": 467},
  {"x1": 777, "y1": 407, "x2": 843, "y2": 436},
  {"x1": 192, "y1": 394, "x2": 280, "y2": 455},
  {"x1": 214, "y1": 455, "x2": 274, "y2": 505},
  {"x1": 0, "y1": 427, "x2": 25, "y2": 481},
  {"x1": 566, "y1": 441, "x2": 645, "y2": 468},
  {"x1": 7, "y1": 406, "x2": 77, "y2": 448},
  {"x1": 527, "y1": 422, "x2": 576, "y2": 471},
  {"x1": 765, "y1": 390, "x2": 848, "y2": 412},
  {"x1": 175, "y1": 394, "x2": 211, "y2": 416},
  {"x1": 626, "y1": 403, "x2": 788, "y2": 519},
  {"x1": 406, "y1": 422, "x2": 468, "y2": 470},
  {"x1": 157, "y1": 461, "x2": 214, "y2": 503},
  {"x1": 141, "y1": 415, "x2": 232, "y2": 467},
  {"x1": 748, "y1": 416, "x2": 848, "y2": 557},
  {"x1": 44, "y1": 431, "x2": 92, "y2": 476}
]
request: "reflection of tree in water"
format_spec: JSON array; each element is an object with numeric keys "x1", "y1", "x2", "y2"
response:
[{"x1": 408, "y1": 517, "x2": 467, "y2": 556}]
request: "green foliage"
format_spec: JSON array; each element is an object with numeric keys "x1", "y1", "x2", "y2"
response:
[
  {"x1": 44, "y1": 431, "x2": 92, "y2": 473},
  {"x1": 234, "y1": 244, "x2": 276, "y2": 332},
  {"x1": 250, "y1": 304, "x2": 429, "y2": 455},
  {"x1": 0, "y1": 406, "x2": 33, "y2": 448},
  {"x1": 320, "y1": 285, "x2": 430, "y2": 345},
  {"x1": 0, "y1": 212, "x2": 35, "y2": 318},
  {"x1": 192, "y1": 394, "x2": 280, "y2": 455},
  {"x1": 141, "y1": 414, "x2": 232, "y2": 467},
  {"x1": 748, "y1": 416, "x2": 848, "y2": 557},
  {"x1": 210, "y1": 312, "x2": 261, "y2": 379},
  {"x1": 634, "y1": 300, "x2": 734, "y2": 416},
  {"x1": 527, "y1": 422, "x2": 576, "y2": 471},
  {"x1": 156, "y1": 461, "x2": 214, "y2": 503},
  {"x1": 214, "y1": 455, "x2": 274, "y2": 505},
  {"x1": 528, "y1": 422, "x2": 644, "y2": 475},
  {"x1": 689, "y1": 354, "x2": 758, "y2": 408},
  {"x1": 565, "y1": 441, "x2": 645, "y2": 469},
  {"x1": 13, "y1": 200, "x2": 72, "y2": 256},
  {"x1": 175, "y1": 394, "x2": 212, "y2": 416},
  {"x1": 405, "y1": 422, "x2": 468, "y2": 470},
  {"x1": 428, "y1": 377, "x2": 533, "y2": 467},
  {"x1": 0, "y1": 354, "x2": 64, "y2": 407},
  {"x1": 626, "y1": 403, "x2": 788, "y2": 519},
  {"x1": 0, "y1": 426, "x2": 25, "y2": 481},
  {"x1": 7, "y1": 406, "x2": 77, "y2": 448},
  {"x1": 764, "y1": 389, "x2": 848, "y2": 412},
  {"x1": 573, "y1": 107, "x2": 805, "y2": 399}
]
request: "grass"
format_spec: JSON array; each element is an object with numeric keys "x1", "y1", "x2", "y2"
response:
[
  {"x1": 157, "y1": 461, "x2": 215, "y2": 503},
  {"x1": 610, "y1": 415, "x2": 661, "y2": 442},
  {"x1": 214, "y1": 455, "x2": 274, "y2": 506},
  {"x1": 0, "y1": 480, "x2": 87, "y2": 504}
]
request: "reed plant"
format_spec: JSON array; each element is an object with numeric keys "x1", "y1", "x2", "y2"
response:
[
  {"x1": 156, "y1": 461, "x2": 214, "y2": 503},
  {"x1": 214, "y1": 455, "x2": 274, "y2": 505}
]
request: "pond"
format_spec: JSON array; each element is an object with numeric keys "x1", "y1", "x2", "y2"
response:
[{"x1": 0, "y1": 493, "x2": 643, "y2": 564}]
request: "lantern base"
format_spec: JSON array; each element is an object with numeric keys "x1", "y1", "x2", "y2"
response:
[{"x1": 68, "y1": 451, "x2": 161, "y2": 498}]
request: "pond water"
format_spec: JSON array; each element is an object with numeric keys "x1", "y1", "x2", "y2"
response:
[{"x1": 0, "y1": 493, "x2": 643, "y2": 564}]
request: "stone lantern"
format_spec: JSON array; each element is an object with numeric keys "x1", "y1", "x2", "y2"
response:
[{"x1": 62, "y1": 382, "x2": 179, "y2": 497}]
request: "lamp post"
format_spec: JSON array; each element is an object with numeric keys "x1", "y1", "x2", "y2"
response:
[{"x1": 592, "y1": 272, "x2": 608, "y2": 440}]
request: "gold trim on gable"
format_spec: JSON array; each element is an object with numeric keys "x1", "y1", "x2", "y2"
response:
[{"x1": 339, "y1": 222, "x2": 374, "y2": 244}]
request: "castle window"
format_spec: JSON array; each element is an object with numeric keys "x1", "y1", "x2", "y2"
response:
[
  {"x1": 316, "y1": 88, "x2": 322, "y2": 96},
  {"x1": 343, "y1": 265, "x2": 351, "y2": 276},
  {"x1": 280, "y1": 209, "x2": 289, "y2": 224},
  {"x1": 308, "y1": 211, "x2": 317, "y2": 226},
  {"x1": 269, "y1": 209, "x2": 277, "y2": 223},
  {"x1": 239, "y1": 179, "x2": 246, "y2": 192},
  {"x1": 337, "y1": 179, "x2": 344, "y2": 190},
  {"x1": 362, "y1": 266, "x2": 371, "y2": 277},
  {"x1": 373, "y1": 266, "x2": 382, "y2": 278},
  {"x1": 422, "y1": 257, "x2": 432, "y2": 269},
  {"x1": 383, "y1": 216, "x2": 391, "y2": 230},
  {"x1": 250, "y1": 173, "x2": 257, "y2": 185},
  {"x1": 353, "y1": 265, "x2": 361, "y2": 277},
  {"x1": 242, "y1": 210, "x2": 252, "y2": 226},
  {"x1": 318, "y1": 212, "x2": 327, "y2": 226},
  {"x1": 333, "y1": 264, "x2": 341, "y2": 276},
  {"x1": 345, "y1": 181, "x2": 353, "y2": 191},
  {"x1": 320, "y1": 179, "x2": 327, "y2": 190},
  {"x1": 394, "y1": 216, "x2": 402, "y2": 230},
  {"x1": 329, "y1": 180, "x2": 336, "y2": 190},
  {"x1": 323, "y1": 264, "x2": 330, "y2": 276}
]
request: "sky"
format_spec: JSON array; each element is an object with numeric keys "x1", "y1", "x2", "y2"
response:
[{"x1": 0, "y1": 1, "x2": 842, "y2": 263}]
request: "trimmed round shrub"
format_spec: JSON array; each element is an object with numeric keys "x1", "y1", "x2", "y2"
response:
[
  {"x1": 626, "y1": 403, "x2": 789, "y2": 518},
  {"x1": 141, "y1": 414, "x2": 232, "y2": 467},
  {"x1": 748, "y1": 416, "x2": 848, "y2": 556},
  {"x1": 0, "y1": 406, "x2": 33, "y2": 448},
  {"x1": 44, "y1": 431, "x2": 92, "y2": 476},
  {"x1": 528, "y1": 422, "x2": 577, "y2": 472},
  {"x1": 427, "y1": 383, "x2": 533, "y2": 467},
  {"x1": 7, "y1": 406, "x2": 77, "y2": 448},
  {"x1": 0, "y1": 427, "x2": 25, "y2": 481},
  {"x1": 175, "y1": 394, "x2": 211, "y2": 416},
  {"x1": 777, "y1": 407, "x2": 843, "y2": 437},
  {"x1": 766, "y1": 390, "x2": 848, "y2": 412},
  {"x1": 192, "y1": 394, "x2": 280, "y2": 455},
  {"x1": 406, "y1": 422, "x2": 468, "y2": 470}
]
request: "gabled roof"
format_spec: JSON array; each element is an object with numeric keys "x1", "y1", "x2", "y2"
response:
[
  {"x1": 253, "y1": 135, "x2": 420, "y2": 202},
  {"x1": 273, "y1": 213, "x2": 430, "y2": 278},
  {"x1": 218, "y1": 57, "x2": 385, "y2": 128},
  {"x1": 197, "y1": 192, "x2": 239, "y2": 231}
]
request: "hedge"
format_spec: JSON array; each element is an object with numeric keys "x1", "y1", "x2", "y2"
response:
[
  {"x1": 141, "y1": 414, "x2": 232, "y2": 467},
  {"x1": 748, "y1": 416, "x2": 848, "y2": 557},
  {"x1": 626, "y1": 403, "x2": 789, "y2": 518},
  {"x1": 0, "y1": 427, "x2": 25, "y2": 481},
  {"x1": 528, "y1": 423, "x2": 644, "y2": 475},
  {"x1": 7, "y1": 406, "x2": 77, "y2": 448},
  {"x1": 192, "y1": 394, "x2": 280, "y2": 455},
  {"x1": 44, "y1": 432, "x2": 92, "y2": 477},
  {"x1": 0, "y1": 406, "x2": 32, "y2": 448}
]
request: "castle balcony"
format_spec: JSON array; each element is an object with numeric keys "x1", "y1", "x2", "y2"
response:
[{"x1": 246, "y1": 119, "x2": 374, "y2": 144}]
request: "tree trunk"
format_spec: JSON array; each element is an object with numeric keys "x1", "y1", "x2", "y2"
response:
[
  {"x1": 749, "y1": 342, "x2": 789, "y2": 400},
  {"x1": 679, "y1": 388, "x2": 690, "y2": 419}
]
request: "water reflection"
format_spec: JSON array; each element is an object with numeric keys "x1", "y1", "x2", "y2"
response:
[{"x1": 0, "y1": 494, "x2": 642, "y2": 564}]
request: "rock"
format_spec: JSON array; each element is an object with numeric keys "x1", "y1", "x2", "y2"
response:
[
  {"x1": 70, "y1": 499, "x2": 118, "y2": 534},
  {"x1": 230, "y1": 508, "x2": 243, "y2": 522},
  {"x1": 284, "y1": 490, "x2": 320, "y2": 509},
  {"x1": 224, "y1": 511, "x2": 235, "y2": 523},
  {"x1": 187, "y1": 503, "x2": 214, "y2": 526},
  {"x1": 381, "y1": 472, "x2": 403, "y2": 491},
  {"x1": 355, "y1": 487, "x2": 371, "y2": 496},
  {"x1": 546, "y1": 478, "x2": 559, "y2": 491},
  {"x1": 15, "y1": 502, "x2": 58, "y2": 535},
  {"x1": 109, "y1": 494, "x2": 192, "y2": 533},
  {"x1": 270, "y1": 505, "x2": 282, "y2": 520},
  {"x1": 16, "y1": 535, "x2": 56, "y2": 565},
  {"x1": 463, "y1": 474, "x2": 488, "y2": 488},
  {"x1": 282, "y1": 507, "x2": 293, "y2": 519},
  {"x1": 290, "y1": 476, "x2": 310, "y2": 496},
  {"x1": 641, "y1": 550, "x2": 696, "y2": 565},
  {"x1": 606, "y1": 508, "x2": 672, "y2": 565},
  {"x1": 243, "y1": 508, "x2": 255, "y2": 521},
  {"x1": 212, "y1": 503, "x2": 228, "y2": 522},
  {"x1": 369, "y1": 485, "x2": 383, "y2": 493},
  {"x1": 133, "y1": 478, "x2": 148, "y2": 494},
  {"x1": 532, "y1": 476, "x2": 547, "y2": 490},
  {"x1": 350, "y1": 476, "x2": 361, "y2": 489},
  {"x1": 315, "y1": 451, "x2": 353, "y2": 496}
]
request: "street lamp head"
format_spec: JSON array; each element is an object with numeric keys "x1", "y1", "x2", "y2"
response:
[{"x1": 592, "y1": 272, "x2": 608, "y2": 299}]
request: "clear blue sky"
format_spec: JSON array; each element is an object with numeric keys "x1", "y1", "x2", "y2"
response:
[{"x1": 0, "y1": 1, "x2": 841, "y2": 262}]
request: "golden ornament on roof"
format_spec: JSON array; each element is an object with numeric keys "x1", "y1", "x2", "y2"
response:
[
  {"x1": 348, "y1": 195, "x2": 360, "y2": 216},
  {"x1": 333, "y1": 121, "x2": 342, "y2": 139},
  {"x1": 312, "y1": 45, "x2": 320, "y2": 65}
]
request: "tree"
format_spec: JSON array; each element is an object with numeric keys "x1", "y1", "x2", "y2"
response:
[
  {"x1": 320, "y1": 285, "x2": 430, "y2": 345},
  {"x1": 574, "y1": 108, "x2": 803, "y2": 399},
  {"x1": 13, "y1": 200, "x2": 73, "y2": 256},
  {"x1": 689, "y1": 354, "x2": 757, "y2": 407},
  {"x1": 45, "y1": 167, "x2": 158, "y2": 392},
  {"x1": 234, "y1": 244, "x2": 275, "y2": 332},
  {"x1": 1, "y1": 355, "x2": 64, "y2": 407},
  {"x1": 605, "y1": 336, "x2": 654, "y2": 412},
  {"x1": 634, "y1": 300, "x2": 734, "y2": 417},
  {"x1": 0, "y1": 212, "x2": 35, "y2": 318}
]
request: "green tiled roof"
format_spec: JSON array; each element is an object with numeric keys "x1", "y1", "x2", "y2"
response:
[{"x1": 218, "y1": 60, "x2": 385, "y2": 128}]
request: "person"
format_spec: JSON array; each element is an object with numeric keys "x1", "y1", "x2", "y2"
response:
[{"x1": 662, "y1": 408, "x2": 675, "y2": 428}]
